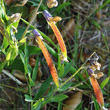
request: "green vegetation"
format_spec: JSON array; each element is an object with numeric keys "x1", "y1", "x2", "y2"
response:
[{"x1": 0, "y1": 0, "x2": 110, "y2": 109}]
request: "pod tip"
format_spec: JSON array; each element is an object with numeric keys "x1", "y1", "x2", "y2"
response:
[
  {"x1": 32, "y1": 29, "x2": 41, "y2": 36},
  {"x1": 43, "y1": 10, "x2": 52, "y2": 21}
]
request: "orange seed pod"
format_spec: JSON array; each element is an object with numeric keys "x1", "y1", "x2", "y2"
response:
[
  {"x1": 32, "y1": 29, "x2": 59, "y2": 88},
  {"x1": 43, "y1": 10, "x2": 68, "y2": 62}
]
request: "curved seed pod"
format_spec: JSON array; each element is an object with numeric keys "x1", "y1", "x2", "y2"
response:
[
  {"x1": 32, "y1": 29, "x2": 59, "y2": 88},
  {"x1": 87, "y1": 68, "x2": 104, "y2": 106},
  {"x1": 43, "y1": 10, "x2": 68, "y2": 62},
  {"x1": 90, "y1": 76, "x2": 104, "y2": 107}
]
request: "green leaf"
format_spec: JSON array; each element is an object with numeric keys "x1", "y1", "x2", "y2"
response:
[
  {"x1": 28, "y1": 45, "x2": 41, "y2": 55},
  {"x1": 38, "y1": 29, "x2": 57, "y2": 49},
  {"x1": 2, "y1": 35, "x2": 9, "y2": 50},
  {"x1": 60, "y1": 60, "x2": 75, "y2": 78},
  {"x1": 91, "y1": 20, "x2": 101, "y2": 29},
  {"x1": 32, "y1": 55, "x2": 39, "y2": 81},
  {"x1": 5, "y1": 58, "x2": 24, "y2": 72},
  {"x1": 50, "y1": 94, "x2": 68, "y2": 103},
  {"x1": 92, "y1": 96, "x2": 100, "y2": 110},
  {"x1": 108, "y1": 63, "x2": 110, "y2": 77},
  {"x1": 58, "y1": 63, "x2": 64, "y2": 78},
  {"x1": 58, "y1": 82, "x2": 72, "y2": 92},
  {"x1": 15, "y1": 26, "x2": 26, "y2": 40},
  {"x1": 34, "y1": 76, "x2": 52, "y2": 100},
  {"x1": 0, "y1": 60, "x2": 6, "y2": 72},
  {"x1": 44, "y1": 42, "x2": 57, "y2": 58},
  {"x1": 18, "y1": 37, "x2": 27, "y2": 46},
  {"x1": 8, "y1": 44, "x2": 18, "y2": 61},
  {"x1": 19, "y1": 45, "x2": 41, "y2": 56},
  {"x1": 9, "y1": 6, "x2": 29, "y2": 18},
  {"x1": 6, "y1": 51, "x2": 11, "y2": 61},
  {"x1": 19, "y1": 50, "x2": 25, "y2": 65},
  {"x1": 20, "y1": 18, "x2": 57, "y2": 49},
  {"x1": 100, "y1": 77, "x2": 110, "y2": 89},
  {"x1": 33, "y1": 98, "x2": 44, "y2": 110},
  {"x1": 58, "y1": 101, "x2": 63, "y2": 110},
  {"x1": 0, "y1": 3, "x2": 5, "y2": 19},
  {"x1": 24, "y1": 42, "x2": 29, "y2": 74},
  {"x1": 25, "y1": 94, "x2": 33, "y2": 102},
  {"x1": 29, "y1": 76, "x2": 35, "y2": 86},
  {"x1": 27, "y1": 0, "x2": 40, "y2": 6},
  {"x1": 55, "y1": 2, "x2": 71, "y2": 15},
  {"x1": 19, "y1": 48, "x2": 32, "y2": 75},
  {"x1": 97, "y1": 0, "x2": 110, "y2": 11}
]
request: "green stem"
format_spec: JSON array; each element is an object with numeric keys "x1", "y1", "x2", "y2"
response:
[
  {"x1": 20, "y1": 18, "x2": 57, "y2": 49},
  {"x1": 60, "y1": 66, "x2": 83, "y2": 89},
  {"x1": 41, "y1": 52, "x2": 96, "y2": 107},
  {"x1": 59, "y1": 52, "x2": 96, "y2": 89},
  {"x1": 21, "y1": 0, "x2": 43, "y2": 39}
]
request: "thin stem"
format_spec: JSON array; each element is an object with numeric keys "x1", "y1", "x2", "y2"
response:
[
  {"x1": 59, "y1": 51, "x2": 96, "y2": 89},
  {"x1": 42, "y1": 52, "x2": 96, "y2": 107},
  {"x1": 20, "y1": 18, "x2": 57, "y2": 49},
  {"x1": 2, "y1": 69, "x2": 24, "y2": 85},
  {"x1": 0, "y1": 83, "x2": 27, "y2": 93},
  {"x1": 21, "y1": 0, "x2": 43, "y2": 39},
  {"x1": 60, "y1": 67, "x2": 82, "y2": 89}
]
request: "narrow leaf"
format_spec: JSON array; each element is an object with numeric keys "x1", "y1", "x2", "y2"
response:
[
  {"x1": 32, "y1": 55, "x2": 39, "y2": 81},
  {"x1": 50, "y1": 94, "x2": 68, "y2": 102},
  {"x1": 100, "y1": 77, "x2": 109, "y2": 89},
  {"x1": 34, "y1": 76, "x2": 52, "y2": 100},
  {"x1": 25, "y1": 94, "x2": 32, "y2": 102}
]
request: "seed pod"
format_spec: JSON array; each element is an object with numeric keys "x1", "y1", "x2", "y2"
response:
[
  {"x1": 43, "y1": 10, "x2": 68, "y2": 62},
  {"x1": 47, "y1": 0, "x2": 58, "y2": 8},
  {"x1": 90, "y1": 76, "x2": 104, "y2": 106},
  {"x1": 32, "y1": 29, "x2": 59, "y2": 88}
]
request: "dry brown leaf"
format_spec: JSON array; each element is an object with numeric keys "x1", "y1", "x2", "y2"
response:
[
  {"x1": 13, "y1": 70, "x2": 27, "y2": 82},
  {"x1": 5, "y1": 0, "x2": 13, "y2": 5},
  {"x1": 63, "y1": 92, "x2": 82, "y2": 110},
  {"x1": 15, "y1": 0, "x2": 28, "y2": 6}
]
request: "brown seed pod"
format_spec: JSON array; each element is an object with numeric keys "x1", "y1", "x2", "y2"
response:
[
  {"x1": 29, "y1": 56, "x2": 36, "y2": 68},
  {"x1": 49, "y1": 17, "x2": 62, "y2": 23},
  {"x1": 47, "y1": 0, "x2": 58, "y2": 8}
]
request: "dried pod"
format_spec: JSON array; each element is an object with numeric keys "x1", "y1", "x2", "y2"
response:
[
  {"x1": 29, "y1": 56, "x2": 36, "y2": 68},
  {"x1": 8, "y1": 13, "x2": 21, "y2": 23},
  {"x1": 96, "y1": 72, "x2": 104, "y2": 79},
  {"x1": 13, "y1": 70, "x2": 26, "y2": 82},
  {"x1": 49, "y1": 16, "x2": 62, "y2": 23},
  {"x1": 47, "y1": 0, "x2": 58, "y2": 8},
  {"x1": 91, "y1": 62, "x2": 101, "y2": 71},
  {"x1": 63, "y1": 92, "x2": 82, "y2": 110}
]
